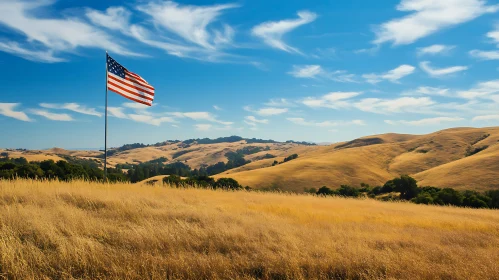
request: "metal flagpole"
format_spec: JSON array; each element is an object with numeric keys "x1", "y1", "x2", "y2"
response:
[{"x1": 104, "y1": 51, "x2": 108, "y2": 181}]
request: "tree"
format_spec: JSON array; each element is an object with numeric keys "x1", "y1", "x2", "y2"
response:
[
  {"x1": 392, "y1": 175, "x2": 419, "y2": 200},
  {"x1": 485, "y1": 190, "x2": 499, "y2": 209},
  {"x1": 412, "y1": 192, "x2": 434, "y2": 205},
  {"x1": 0, "y1": 152, "x2": 8, "y2": 158},
  {"x1": 337, "y1": 185, "x2": 359, "y2": 197},
  {"x1": 434, "y1": 188, "x2": 464, "y2": 206},
  {"x1": 215, "y1": 178, "x2": 242, "y2": 190}
]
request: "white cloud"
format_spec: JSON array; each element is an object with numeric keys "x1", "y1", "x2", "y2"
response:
[
  {"x1": 287, "y1": 117, "x2": 365, "y2": 127},
  {"x1": 403, "y1": 86, "x2": 450, "y2": 96},
  {"x1": 244, "y1": 116, "x2": 268, "y2": 126},
  {"x1": 417, "y1": 44, "x2": 455, "y2": 56},
  {"x1": 458, "y1": 80, "x2": 499, "y2": 99},
  {"x1": 0, "y1": 41, "x2": 64, "y2": 63},
  {"x1": 374, "y1": 0, "x2": 499, "y2": 45},
  {"x1": 107, "y1": 107, "x2": 128, "y2": 119},
  {"x1": 136, "y1": 1, "x2": 238, "y2": 50},
  {"x1": 169, "y1": 111, "x2": 232, "y2": 125},
  {"x1": 355, "y1": 97, "x2": 435, "y2": 114},
  {"x1": 86, "y1": 7, "x2": 131, "y2": 33},
  {"x1": 29, "y1": 109, "x2": 73, "y2": 121},
  {"x1": 0, "y1": 103, "x2": 31, "y2": 122},
  {"x1": 487, "y1": 25, "x2": 499, "y2": 46},
  {"x1": 288, "y1": 65, "x2": 323, "y2": 78},
  {"x1": 123, "y1": 102, "x2": 151, "y2": 110},
  {"x1": 195, "y1": 124, "x2": 212, "y2": 131},
  {"x1": 469, "y1": 49, "x2": 499, "y2": 60},
  {"x1": 40, "y1": 103, "x2": 102, "y2": 117},
  {"x1": 363, "y1": 65, "x2": 415, "y2": 84},
  {"x1": 243, "y1": 106, "x2": 288, "y2": 116},
  {"x1": 420, "y1": 61, "x2": 468, "y2": 77},
  {"x1": 252, "y1": 10, "x2": 317, "y2": 53},
  {"x1": 0, "y1": 0, "x2": 139, "y2": 62},
  {"x1": 213, "y1": 105, "x2": 222, "y2": 111},
  {"x1": 128, "y1": 114, "x2": 176, "y2": 126},
  {"x1": 385, "y1": 117, "x2": 464, "y2": 126},
  {"x1": 472, "y1": 114, "x2": 499, "y2": 121},
  {"x1": 302, "y1": 92, "x2": 362, "y2": 109},
  {"x1": 288, "y1": 66, "x2": 358, "y2": 82},
  {"x1": 264, "y1": 98, "x2": 294, "y2": 107}
]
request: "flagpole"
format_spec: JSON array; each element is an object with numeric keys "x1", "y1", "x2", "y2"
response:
[{"x1": 104, "y1": 51, "x2": 108, "y2": 181}]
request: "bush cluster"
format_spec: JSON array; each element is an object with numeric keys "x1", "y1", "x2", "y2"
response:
[
  {"x1": 162, "y1": 175, "x2": 247, "y2": 190},
  {"x1": 313, "y1": 175, "x2": 499, "y2": 209}
]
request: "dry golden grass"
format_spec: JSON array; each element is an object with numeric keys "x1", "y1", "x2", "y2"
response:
[{"x1": 1, "y1": 179, "x2": 499, "y2": 279}]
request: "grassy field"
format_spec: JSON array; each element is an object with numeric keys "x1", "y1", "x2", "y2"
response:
[{"x1": 1, "y1": 180, "x2": 499, "y2": 279}]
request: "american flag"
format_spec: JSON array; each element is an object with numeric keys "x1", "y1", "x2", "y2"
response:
[{"x1": 107, "y1": 54, "x2": 155, "y2": 106}]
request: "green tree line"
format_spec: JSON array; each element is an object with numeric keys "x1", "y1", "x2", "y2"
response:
[{"x1": 313, "y1": 175, "x2": 499, "y2": 209}]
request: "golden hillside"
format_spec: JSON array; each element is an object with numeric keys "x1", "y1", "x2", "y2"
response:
[
  {"x1": 1, "y1": 179, "x2": 498, "y2": 279},
  {"x1": 215, "y1": 127, "x2": 499, "y2": 191}
]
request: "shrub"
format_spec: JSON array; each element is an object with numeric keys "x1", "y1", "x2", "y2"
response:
[
  {"x1": 316, "y1": 186, "x2": 334, "y2": 196},
  {"x1": 283, "y1": 154, "x2": 298, "y2": 163}
]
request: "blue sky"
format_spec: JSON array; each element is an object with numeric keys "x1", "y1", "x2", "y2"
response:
[{"x1": 1, "y1": 0, "x2": 499, "y2": 149}]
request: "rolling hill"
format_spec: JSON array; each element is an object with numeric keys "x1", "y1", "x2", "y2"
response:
[{"x1": 2, "y1": 127, "x2": 499, "y2": 191}]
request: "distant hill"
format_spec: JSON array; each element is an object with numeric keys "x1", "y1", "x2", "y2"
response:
[
  {"x1": 2, "y1": 127, "x2": 499, "y2": 191},
  {"x1": 213, "y1": 127, "x2": 499, "y2": 192}
]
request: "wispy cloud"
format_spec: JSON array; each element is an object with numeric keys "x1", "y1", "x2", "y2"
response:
[
  {"x1": 302, "y1": 92, "x2": 362, "y2": 109},
  {"x1": 0, "y1": 103, "x2": 31, "y2": 122},
  {"x1": 0, "y1": 0, "x2": 140, "y2": 62},
  {"x1": 137, "y1": 1, "x2": 238, "y2": 50},
  {"x1": 29, "y1": 109, "x2": 73, "y2": 121},
  {"x1": 385, "y1": 117, "x2": 464, "y2": 126},
  {"x1": 169, "y1": 111, "x2": 232, "y2": 125},
  {"x1": 195, "y1": 124, "x2": 212, "y2": 131},
  {"x1": 402, "y1": 86, "x2": 450, "y2": 96},
  {"x1": 213, "y1": 105, "x2": 222, "y2": 111},
  {"x1": 128, "y1": 114, "x2": 176, "y2": 126},
  {"x1": 472, "y1": 114, "x2": 499, "y2": 121},
  {"x1": 244, "y1": 115, "x2": 268, "y2": 126},
  {"x1": 0, "y1": 41, "x2": 64, "y2": 63},
  {"x1": 469, "y1": 49, "x2": 499, "y2": 60},
  {"x1": 107, "y1": 107, "x2": 128, "y2": 119},
  {"x1": 252, "y1": 10, "x2": 317, "y2": 53},
  {"x1": 373, "y1": 0, "x2": 499, "y2": 45},
  {"x1": 243, "y1": 106, "x2": 288, "y2": 116},
  {"x1": 122, "y1": 102, "x2": 151, "y2": 110},
  {"x1": 40, "y1": 103, "x2": 102, "y2": 117},
  {"x1": 363, "y1": 65, "x2": 415, "y2": 84},
  {"x1": 128, "y1": 1, "x2": 241, "y2": 62},
  {"x1": 458, "y1": 79, "x2": 499, "y2": 99},
  {"x1": 287, "y1": 117, "x2": 365, "y2": 127},
  {"x1": 86, "y1": 6, "x2": 132, "y2": 33},
  {"x1": 420, "y1": 61, "x2": 468, "y2": 77},
  {"x1": 355, "y1": 97, "x2": 435, "y2": 114},
  {"x1": 288, "y1": 65, "x2": 323, "y2": 78},
  {"x1": 264, "y1": 98, "x2": 295, "y2": 107},
  {"x1": 288, "y1": 65, "x2": 358, "y2": 82},
  {"x1": 417, "y1": 44, "x2": 455, "y2": 56}
]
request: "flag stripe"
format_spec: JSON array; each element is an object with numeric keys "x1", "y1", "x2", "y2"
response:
[
  {"x1": 126, "y1": 71, "x2": 147, "y2": 83},
  {"x1": 107, "y1": 79, "x2": 154, "y2": 101},
  {"x1": 124, "y1": 76, "x2": 155, "y2": 91},
  {"x1": 108, "y1": 73, "x2": 155, "y2": 95},
  {"x1": 108, "y1": 85, "x2": 152, "y2": 106}
]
